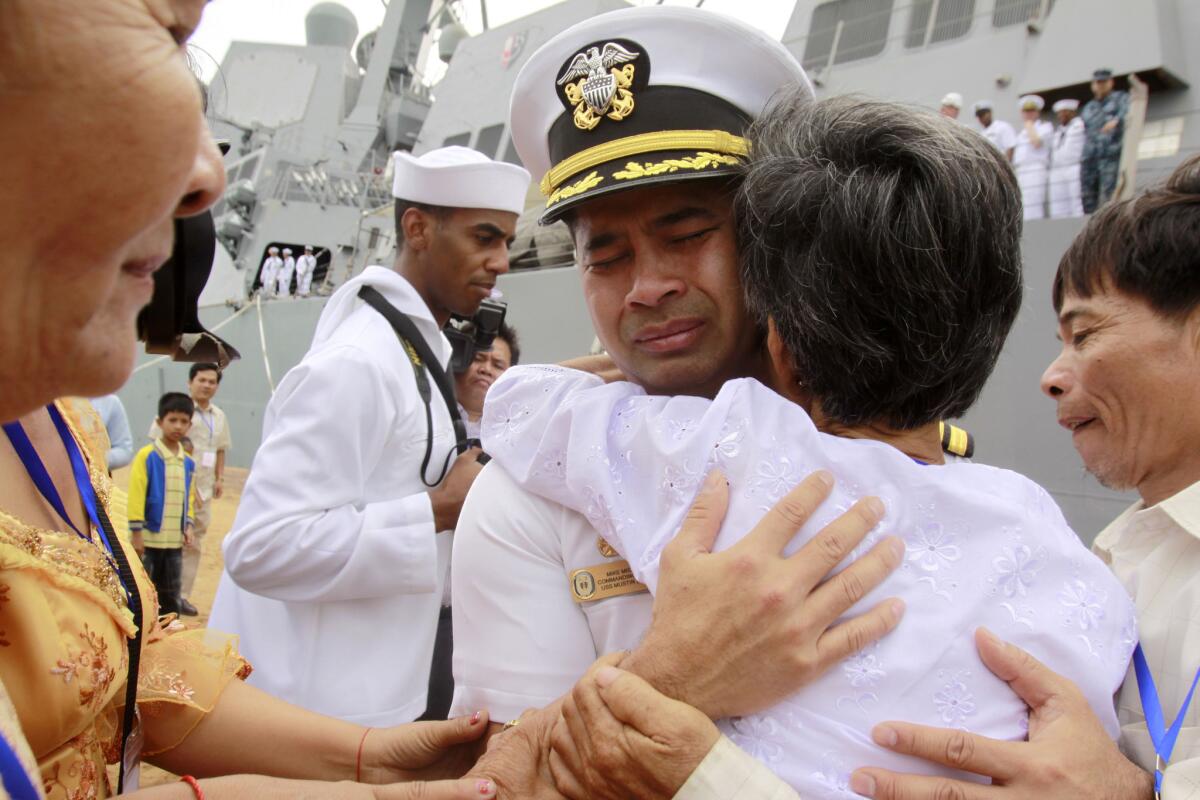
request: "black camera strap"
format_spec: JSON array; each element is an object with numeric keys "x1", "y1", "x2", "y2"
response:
[
  {"x1": 358, "y1": 286, "x2": 472, "y2": 485},
  {"x1": 96, "y1": 501, "x2": 144, "y2": 794}
]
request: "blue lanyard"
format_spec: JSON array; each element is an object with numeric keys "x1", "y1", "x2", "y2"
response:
[
  {"x1": 1132, "y1": 643, "x2": 1200, "y2": 795},
  {"x1": 0, "y1": 734, "x2": 39, "y2": 800},
  {"x1": 2, "y1": 405, "x2": 126, "y2": 599},
  {"x1": 197, "y1": 408, "x2": 215, "y2": 437}
]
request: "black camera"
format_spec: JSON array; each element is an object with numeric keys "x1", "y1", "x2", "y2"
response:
[
  {"x1": 136, "y1": 138, "x2": 240, "y2": 367},
  {"x1": 136, "y1": 209, "x2": 241, "y2": 368},
  {"x1": 445, "y1": 297, "x2": 506, "y2": 374}
]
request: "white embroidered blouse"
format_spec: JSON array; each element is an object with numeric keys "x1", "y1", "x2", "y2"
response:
[{"x1": 481, "y1": 366, "x2": 1137, "y2": 797}]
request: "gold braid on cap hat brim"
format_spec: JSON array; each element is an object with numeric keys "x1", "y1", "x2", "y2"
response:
[{"x1": 540, "y1": 129, "x2": 750, "y2": 196}]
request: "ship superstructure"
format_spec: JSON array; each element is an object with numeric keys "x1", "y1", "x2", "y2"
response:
[{"x1": 119, "y1": 0, "x2": 1197, "y2": 541}]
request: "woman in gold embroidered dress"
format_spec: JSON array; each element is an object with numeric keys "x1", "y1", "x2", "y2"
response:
[{"x1": 0, "y1": 2, "x2": 494, "y2": 798}]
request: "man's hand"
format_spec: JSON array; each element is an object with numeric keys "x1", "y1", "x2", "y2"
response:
[
  {"x1": 849, "y1": 628, "x2": 1153, "y2": 800},
  {"x1": 467, "y1": 705, "x2": 567, "y2": 799},
  {"x1": 184, "y1": 524, "x2": 194, "y2": 547},
  {"x1": 361, "y1": 711, "x2": 492, "y2": 785},
  {"x1": 1102, "y1": 119, "x2": 1120, "y2": 134},
  {"x1": 624, "y1": 470, "x2": 906, "y2": 719},
  {"x1": 548, "y1": 655, "x2": 720, "y2": 800},
  {"x1": 132, "y1": 530, "x2": 145, "y2": 557},
  {"x1": 214, "y1": 476, "x2": 225, "y2": 499},
  {"x1": 429, "y1": 448, "x2": 485, "y2": 531}
]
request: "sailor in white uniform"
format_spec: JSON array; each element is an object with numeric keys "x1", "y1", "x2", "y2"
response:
[
  {"x1": 973, "y1": 100, "x2": 1016, "y2": 159},
  {"x1": 209, "y1": 146, "x2": 530, "y2": 726},
  {"x1": 276, "y1": 247, "x2": 295, "y2": 297},
  {"x1": 1013, "y1": 94, "x2": 1054, "y2": 220},
  {"x1": 939, "y1": 92, "x2": 963, "y2": 122},
  {"x1": 295, "y1": 245, "x2": 318, "y2": 296},
  {"x1": 258, "y1": 246, "x2": 282, "y2": 297},
  {"x1": 1049, "y1": 98, "x2": 1086, "y2": 218}
]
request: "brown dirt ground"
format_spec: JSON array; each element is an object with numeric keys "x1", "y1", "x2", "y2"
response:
[{"x1": 109, "y1": 465, "x2": 248, "y2": 788}]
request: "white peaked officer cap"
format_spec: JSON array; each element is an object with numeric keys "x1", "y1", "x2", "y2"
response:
[
  {"x1": 510, "y1": 5, "x2": 812, "y2": 223},
  {"x1": 1019, "y1": 94, "x2": 1045, "y2": 111},
  {"x1": 391, "y1": 146, "x2": 532, "y2": 216},
  {"x1": 282, "y1": 248, "x2": 293, "y2": 255},
  {"x1": 940, "y1": 92, "x2": 963, "y2": 108},
  {"x1": 1053, "y1": 98, "x2": 1080, "y2": 112},
  {"x1": 268, "y1": 246, "x2": 279, "y2": 253},
  {"x1": 973, "y1": 100, "x2": 993, "y2": 113}
]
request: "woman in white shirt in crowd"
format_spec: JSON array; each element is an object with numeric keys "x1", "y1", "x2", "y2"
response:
[{"x1": 483, "y1": 94, "x2": 1136, "y2": 797}]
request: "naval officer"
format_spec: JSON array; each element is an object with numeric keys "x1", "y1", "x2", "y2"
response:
[
  {"x1": 210, "y1": 146, "x2": 530, "y2": 726},
  {"x1": 453, "y1": 6, "x2": 905, "y2": 797},
  {"x1": 1013, "y1": 94, "x2": 1054, "y2": 219}
]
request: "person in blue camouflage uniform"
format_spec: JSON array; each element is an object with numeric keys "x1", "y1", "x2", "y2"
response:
[{"x1": 1080, "y1": 67, "x2": 1131, "y2": 212}]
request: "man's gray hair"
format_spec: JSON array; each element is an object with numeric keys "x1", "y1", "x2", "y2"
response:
[{"x1": 737, "y1": 92, "x2": 1024, "y2": 429}]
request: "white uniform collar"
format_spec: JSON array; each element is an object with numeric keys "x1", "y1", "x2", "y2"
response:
[{"x1": 312, "y1": 265, "x2": 452, "y2": 367}]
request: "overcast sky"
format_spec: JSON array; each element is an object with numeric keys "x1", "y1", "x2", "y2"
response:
[{"x1": 190, "y1": 0, "x2": 797, "y2": 81}]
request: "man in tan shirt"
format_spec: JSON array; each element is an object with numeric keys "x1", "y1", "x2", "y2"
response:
[
  {"x1": 836, "y1": 157, "x2": 1200, "y2": 799},
  {"x1": 149, "y1": 362, "x2": 231, "y2": 616}
]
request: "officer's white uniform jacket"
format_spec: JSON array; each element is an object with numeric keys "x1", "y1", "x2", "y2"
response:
[
  {"x1": 211, "y1": 266, "x2": 455, "y2": 725},
  {"x1": 1050, "y1": 117, "x2": 1086, "y2": 218},
  {"x1": 1013, "y1": 119, "x2": 1055, "y2": 220}
]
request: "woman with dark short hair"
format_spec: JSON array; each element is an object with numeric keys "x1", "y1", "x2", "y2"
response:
[{"x1": 480, "y1": 92, "x2": 1136, "y2": 796}]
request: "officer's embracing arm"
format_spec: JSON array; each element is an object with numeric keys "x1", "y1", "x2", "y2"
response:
[{"x1": 471, "y1": 471, "x2": 905, "y2": 799}]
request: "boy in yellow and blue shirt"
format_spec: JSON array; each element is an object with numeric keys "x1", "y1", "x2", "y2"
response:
[{"x1": 128, "y1": 392, "x2": 195, "y2": 616}]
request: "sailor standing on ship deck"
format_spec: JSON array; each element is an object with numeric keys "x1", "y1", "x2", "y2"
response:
[
  {"x1": 259, "y1": 245, "x2": 282, "y2": 297},
  {"x1": 974, "y1": 100, "x2": 1017, "y2": 161},
  {"x1": 1013, "y1": 94, "x2": 1054, "y2": 219},
  {"x1": 1049, "y1": 98, "x2": 1086, "y2": 218},
  {"x1": 277, "y1": 247, "x2": 296, "y2": 297},
  {"x1": 1081, "y1": 67, "x2": 1131, "y2": 213},
  {"x1": 209, "y1": 146, "x2": 530, "y2": 726},
  {"x1": 296, "y1": 244, "x2": 318, "y2": 296}
]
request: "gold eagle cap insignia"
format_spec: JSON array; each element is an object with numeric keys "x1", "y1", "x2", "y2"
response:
[{"x1": 556, "y1": 42, "x2": 640, "y2": 130}]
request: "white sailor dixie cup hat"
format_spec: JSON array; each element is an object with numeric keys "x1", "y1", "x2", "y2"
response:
[
  {"x1": 510, "y1": 6, "x2": 812, "y2": 223},
  {"x1": 392, "y1": 146, "x2": 531, "y2": 216}
]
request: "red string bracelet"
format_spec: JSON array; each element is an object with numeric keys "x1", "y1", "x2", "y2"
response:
[
  {"x1": 355, "y1": 727, "x2": 374, "y2": 783},
  {"x1": 179, "y1": 775, "x2": 204, "y2": 799}
]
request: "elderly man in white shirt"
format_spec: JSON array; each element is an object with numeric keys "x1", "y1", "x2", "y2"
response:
[
  {"x1": 842, "y1": 158, "x2": 1200, "y2": 800},
  {"x1": 209, "y1": 146, "x2": 530, "y2": 726}
]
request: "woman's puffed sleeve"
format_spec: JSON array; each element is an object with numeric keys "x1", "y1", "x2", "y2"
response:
[{"x1": 113, "y1": 622, "x2": 252, "y2": 757}]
